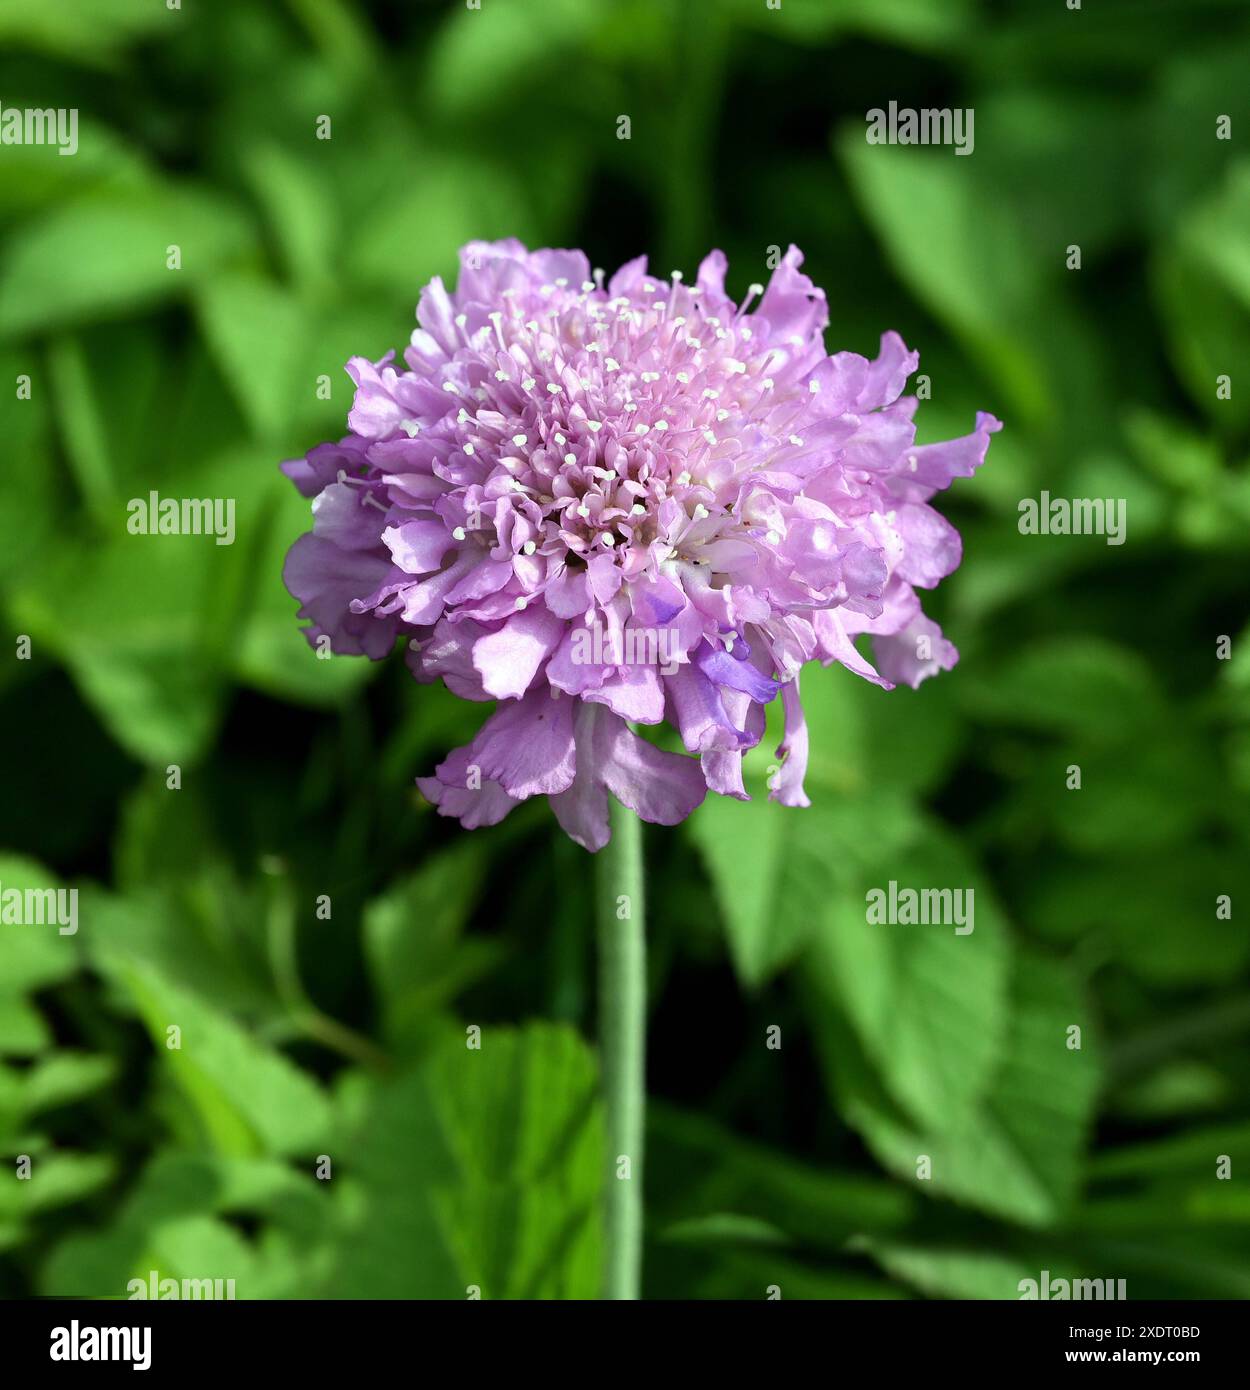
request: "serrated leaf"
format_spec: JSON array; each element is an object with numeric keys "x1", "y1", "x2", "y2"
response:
[
  {"x1": 819, "y1": 954, "x2": 1100, "y2": 1227},
  {"x1": 326, "y1": 1023, "x2": 603, "y2": 1298},
  {"x1": 807, "y1": 818, "x2": 1010, "y2": 1130}
]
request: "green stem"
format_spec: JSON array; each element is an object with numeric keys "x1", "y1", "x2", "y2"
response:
[{"x1": 596, "y1": 799, "x2": 647, "y2": 1301}]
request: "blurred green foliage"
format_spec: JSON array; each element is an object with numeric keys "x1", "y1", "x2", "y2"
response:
[{"x1": 2, "y1": 0, "x2": 1249, "y2": 1299}]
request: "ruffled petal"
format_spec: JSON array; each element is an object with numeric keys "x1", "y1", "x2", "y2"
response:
[
  {"x1": 471, "y1": 687, "x2": 577, "y2": 797},
  {"x1": 590, "y1": 708, "x2": 707, "y2": 828},
  {"x1": 873, "y1": 614, "x2": 958, "y2": 689},
  {"x1": 471, "y1": 606, "x2": 564, "y2": 700}
]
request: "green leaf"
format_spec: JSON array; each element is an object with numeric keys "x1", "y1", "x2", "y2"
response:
[
  {"x1": 79, "y1": 879, "x2": 278, "y2": 1024},
  {"x1": 20, "y1": 1053, "x2": 116, "y2": 1115},
  {"x1": 240, "y1": 142, "x2": 339, "y2": 292},
  {"x1": 0, "y1": 1152, "x2": 114, "y2": 1221},
  {"x1": 837, "y1": 133, "x2": 1055, "y2": 428},
  {"x1": 0, "y1": 857, "x2": 80, "y2": 1040},
  {"x1": 1025, "y1": 850, "x2": 1250, "y2": 986},
  {"x1": 651, "y1": 1244, "x2": 905, "y2": 1301},
  {"x1": 819, "y1": 953, "x2": 1101, "y2": 1227},
  {"x1": 853, "y1": 1237, "x2": 1037, "y2": 1301},
  {"x1": 1050, "y1": 735, "x2": 1217, "y2": 855},
  {"x1": 688, "y1": 785, "x2": 830, "y2": 986},
  {"x1": 1091, "y1": 1122, "x2": 1250, "y2": 1183},
  {"x1": 1153, "y1": 159, "x2": 1250, "y2": 431},
  {"x1": 649, "y1": 1102, "x2": 914, "y2": 1252},
  {"x1": 0, "y1": 0, "x2": 172, "y2": 66},
  {"x1": 0, "y1": 349, "x2": 57, "y2": 584},
  {"x1": 0, "y1": 118, "x2": 150, "y2": 218},
  {"x1": 7, "y1": 441, "x2": 281, "y2": 766},
  {"x1": 40, "y1": 1152, "x2": 329, "y2": 1298},
  {"x1": 363, "y1": 842, "x2": 501, "y2": 1051},
  {"x1": 103, "y1": 959, "x2": 332, "y2": 1160},
  {"x1": 806, "y1": 817, "x2": 1010, "y2": 1131},
  {"x1": 344, "y1": 153, "x2": 534, "y2": 299},
  {"x1": 326, "y1": 1023, "x2": 603, "y2": 1298},
  {"x1": 426, "y1": 0, "x2": 605, "y2": 118},
  {"x1": 194, "y1": 272, "x2": 310, "y2": 440},
  {"x1": 0, "y1": 998, "x2": 50, "y2": 1055},
  {"x1": 1114, "y1": 1063, "x2": 1231, "y2": 1122},
  {"x1": 0, "y1": 183, "x2": 255, "y2": 339},
  {"x1": 9, "y1": 534, "x2": 228, "y2": 766},
  {"x1": 961, "y1": 637, "x2": 1168, "y2": 743},
  {"x1": 716, "y1": 0, "x2": 973, "y2": 47}
]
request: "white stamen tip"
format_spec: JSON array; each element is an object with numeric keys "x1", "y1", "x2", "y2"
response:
[{"x1": 452, "y1": 526, "x2": 467, "y2": 541}]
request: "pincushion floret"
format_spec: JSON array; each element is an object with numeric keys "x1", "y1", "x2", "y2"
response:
[{"x1": 282, "y1": 239, "x2": 1000, "y2": 850}]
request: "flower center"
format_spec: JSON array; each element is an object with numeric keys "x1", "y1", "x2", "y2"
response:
[{"x1": 439, "y1": 273, "x2": 813, "y2": 579}]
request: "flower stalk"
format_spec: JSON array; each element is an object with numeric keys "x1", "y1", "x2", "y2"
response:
[{"x1": 595, "y1": 799, "x2": 646, "y2": 1300}]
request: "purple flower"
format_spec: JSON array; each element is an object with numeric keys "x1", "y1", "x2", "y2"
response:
[{"x1": 282, "y1": 241, "x2": 999, "y2": 849}]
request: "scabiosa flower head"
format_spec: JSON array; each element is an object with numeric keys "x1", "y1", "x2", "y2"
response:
[{"x1": 282, "y1": 240, "x2": 999, "y2": 850}]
